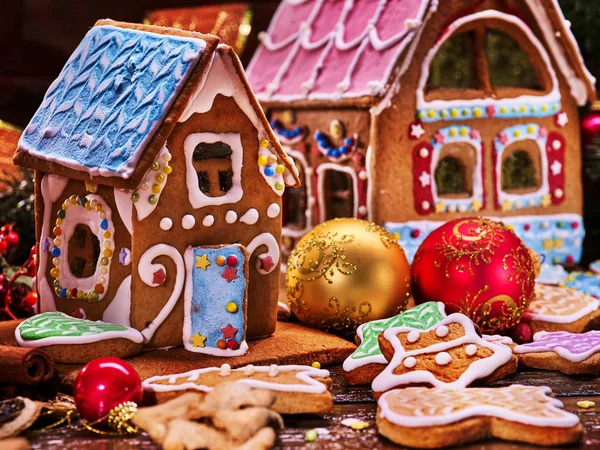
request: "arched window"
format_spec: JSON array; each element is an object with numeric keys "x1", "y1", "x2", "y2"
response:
[
  {"x1": 434, "y1": 142, "x2": 476, "y2": 198},
  {"x1": 323, "y1": 170, "x2": 354, "y2": 220},
  {"x1": 192, "y1": 141, "x2": 233, "y2": 197},
  {"x1": 435, "y1": 157, "x2": 466, "y2": 196},
  {"x1": 502, "y1": 146, "x2": 540, "y2": 192},
  {"x1": 283, "y1": 159, "x2": 308, "y2": 230},
  {"x1": 68, "y1": 224, "x2": 100, "y2": 278},
  {"x1": 427, "y1": 32, "x2": 476, "y2": 91}
]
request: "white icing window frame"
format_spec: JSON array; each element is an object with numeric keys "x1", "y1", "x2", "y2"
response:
[
  {"x1": 282, "y1": 147, "x2": 313, "y2": 239},
  {"x1": 495, "y1": 123, "x2": 549, "y2": 210},
  {"x1": 56, "y1": 194, "x2": 114, "y2": 299},
  {"x1": 416, "y1": 10, "x2": 560, "y2": 117},
  {"x1": 316, "y1": 163, "x2": 359, "y2": 223},
  {"x1": 430, "y1": 126, "x2": 484, "y2": 213},
  {"x1": 184, "y1": 132, "x2": 243, "y2": 209}
]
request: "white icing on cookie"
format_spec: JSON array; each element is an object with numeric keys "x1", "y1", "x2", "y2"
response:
[
  {"x1": 102, "y1": 275, "x2": 132, "y2": 327},
  {"x1": 240, "y1": 208, "x2": 259, "y2": 225},
  {"x1": 435, "y1": 352, "x2": 452, "y2": 366},
  {"x1": 436, "y1": 325, "x2": 449, "y2": 338},
  {"x1": 202, "y1": 215, "x2": 215, "y2": 227},
  {"x1": 159, "y1": 217, "x2": 173, "y2": 231},
  {"x1": 182, "y1": 215, "x2": 195, "y2": 230},
  {"x1": 403, "y1": 357, "x2": 417, "y2": 369},
  {"x1": 225, "y1": 210, "x2": 237, "y2": 224},
  {"x1": 407, "y1": 330, "x2": 420, "y2": 343},
  {"x1": 220, "y1": 364, "x2": 231, "y2": 377},
  {"x1": 465, "y1": 344, "x2": 478, "y2": 356},
  {"x1": 246, "y1": 233, "x2": 280, "y2": 275},
  {"x1": 267, "y1": 203, "x2": 280, "y2": 218}
]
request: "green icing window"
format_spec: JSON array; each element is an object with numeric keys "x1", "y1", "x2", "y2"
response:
[
  {"x1": 485, "y1": 29, "x2": 540, "y2": 90},
  {"x1": 502, "y1": 150, "x2": 537, "y2": 191},
  {"x1": 427, "y1": 32, "x2": 476, "y2": 91},
  {"x1": 435, "y1": 156, "x2": 467, "y2": 196}
]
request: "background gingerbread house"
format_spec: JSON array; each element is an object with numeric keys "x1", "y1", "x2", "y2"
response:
[
  {"x1": 13, "y1": 20, "x2": 300, "y2": 351},
  {"x1": 247, "y1": 0, "x2": 596, "y2": 264}
]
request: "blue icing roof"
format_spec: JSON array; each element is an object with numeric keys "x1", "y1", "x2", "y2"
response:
[{"x1": 18, "y1": 25, "x2": 206, "y2": 178}]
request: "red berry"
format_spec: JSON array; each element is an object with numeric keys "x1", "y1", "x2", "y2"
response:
[
  {"x1": 0, "y1": 240, "x2": 8, "y2": 254},
  {"x1": 0, "y1": 225, "x2": 10, "y2": 235},
  {"x1": 23, "y1": 291, "x2": 38, "y2": 307},
  {"x1": 512, "y1": 322, "x2": 532, "y2": 344},
  {"x1": 6, "y1": 232, "x2": 19, "y2": 247},
  {"x1": 29, "y1": 246, "x2": 37, "y2": 258}
]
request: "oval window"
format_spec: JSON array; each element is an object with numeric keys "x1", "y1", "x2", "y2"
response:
[{"x1": 68, "y1": 224, "x2": 101, "y2": 278}]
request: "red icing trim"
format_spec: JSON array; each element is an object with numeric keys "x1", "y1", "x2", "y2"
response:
[
  {"x1": 480, "y1": 141, "x2": 487, "y2": 210},
  {"x1": 492, "y1": 138, "x2": 500, "y2": 209},
  {"x1": 546, "y1": 132, "x2": 565, "y2": 205},
  {"x1": 412, "y1": 141, "x2": 434, "y2": 216}
]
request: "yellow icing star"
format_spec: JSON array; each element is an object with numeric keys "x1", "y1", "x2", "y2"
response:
[
  {"x1": 190, "y1": 332, "x2": 206, "y2": 348},
  {"x1": 541, "y1": 194, "x2": 551, "y2": 207},
  {"x1": 435, "y1": 202, "x2": 445, "y2": 213},
  {"x1": 195, "y1": 254, "x2": 211, "y2": 271},
  {"x1": 543, "y1": 239, "x2": 553, "y2": 251},
  {"x1": 471, "y1": 199, "x2": 482, "y2": 212},
  {"x1": 501, "y1": 199, "x2": 512, "y2": 211}
]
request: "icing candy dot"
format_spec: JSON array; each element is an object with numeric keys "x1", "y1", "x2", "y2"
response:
[
  {"x1": 269, "y1": 364, "x2": 279, "y2": 377},
  {"x1": 244, "y1": 364, "x2": 255, "y2": 376},
  {"x1": 267, "y1": 154, "x2": 277, "y2": 164},
  {"x1": 51, "y1": 248, "x2": 61, "y2": 257},
  {"x1": 151, "y1": 162, "x2": 160, "y2": 171},
  {"x1": 219, "y1": 364, "x2": 231, "y2": 376},
  {"x1": 407, "y1": 330, "x2": 420, "y2": 343},
  {"x1": 311, "y1": 361, "x2": 321, "y2": 369},
  {"x1": 275, "y1": 181, "x2": 284, "y2": 191},
  {"x1": 131, "y1": 192, "x2": 139, "y2": 202},
  {"x1": 465, "y1": 344, "x2": 478, "y2": 356},
  {"x1": 435, "y1": 352, "x2": 452, "y2": 366},
  {"x1": 94, "y1": 284, "x2": 104, "y2": 294},
  {"x1": 217, "y1": 339, "x2": 227, "y2": 349},
  {"x1": 102, "y1": 249, "x2": 112, "y2": 258},
  {"x1": 53, "y1": 226, "x2": 62, "y2": 236},
  {"x1": 148, "y1": 195, "x2": 158, "y2": 205},
  {"x1": 216, "y1": 255, "x2": 226, "y2": 266},
  {"x1": 276, "y1": 164, "x2": 285, "y2": 174},
  {"x1": 227, "y1": 339, "x2": 238, "y2": 350},
  {"x1": 264, "y1": 165, "x2": 275, "y2": 177},
  {"x1": 258, "y1": 156, "x2": 267, "y2": 166},
  {"x1": 50, "y1": 268, "x2": 60, "y2": 278},
  {"x1": 435, "y1": 325, "x2": 449, "y2": 338},
  {"x1": 227, "y1": 255, "x2": 239, "y2": 267},
  {"x1": 260, "y1": 139, "x2": 270, "y2": 148},
  {"x1": 226, "y1": 302, "x2": 238, "y2": 313},
  {"x1": 403, "y1": 356, "x2": 417, "y2": 368},
  {"x1": 151, "y1": 184, "x2": 161, "y2": 194}
]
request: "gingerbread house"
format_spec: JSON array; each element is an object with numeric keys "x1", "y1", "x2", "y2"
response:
[
  {"x1": 247, "y1": 0, "x2": 595, "y2": 264},
  {"x1": 13, "y1": 20, "x2": 300, "y2": 353}
]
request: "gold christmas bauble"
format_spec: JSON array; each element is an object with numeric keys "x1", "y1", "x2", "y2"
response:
[{"x1": 285, "y1": 218, "x2": 411, "y2": 336}]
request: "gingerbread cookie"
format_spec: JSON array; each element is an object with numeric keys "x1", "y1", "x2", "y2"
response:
[
  {"x1": 371, "y1": 313, "x2": 516, "y2": 394},
  {"x1": 342, "y1": 302, "x2": 446, "y2": 385},
  {"x1": 15, "y1": 312, "x2": 143, "y2": 363},
  {"x1": 377, "y1": 385, "x2": 582, "y2": 448},
  {"x1": 142, "y1": 364, "x2": 333, "y2": 414},
  {"x1": 524, "y1": 284, "x2": 600, "y2": 334},
  {"x1": 514, "y1": 330, "x2": 600, "y2": 374}
]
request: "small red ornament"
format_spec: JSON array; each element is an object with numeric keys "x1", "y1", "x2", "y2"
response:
[
  {"x1": 226, "y1": 255, "x2": 238, "y2": 267},
  {"x1": 5, "y1": 232, "x2": 19, "y2": 248},
  {"x1": 511, "y1": 322, "x2": 532, "y2": 344},
  {"x1": 0, "y1": 239, "x2": 7, "y2": 254},
  {"x1": 73, "y1": 357, "x2": 142, "y2": 423},
  {"x1": 412, "y1": 217, "x2": 537, "y2": 334},
  {"x1": 23, "y1": 291, "x2": 38, "y2": 308}
]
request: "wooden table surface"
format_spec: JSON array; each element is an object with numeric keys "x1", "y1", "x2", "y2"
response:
[{"x1": 24, "y1": 365, "x2": 600, "y2": 450}]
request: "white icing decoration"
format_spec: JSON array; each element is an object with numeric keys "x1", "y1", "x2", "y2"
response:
[
  {"x1": 132, "y1": 146, "x2": 171, "y2": 221},
  {"x1": 269, "y1": 364, "x2": 279, "y2": 377},
  {"x1": 258, "y1": 148, "x2": 287, "y2": 195},
  {"x1": 316, "y1": 163, "x2": 359, "y2": 223},
  {"x1": 378, "y1": 385, "x2": 580, "y2": 428},
  {"x1": 138, "y1": 244, "x2": 185, "y2": 342},
  {"x1": 403, "y1": 357, "x2": 417, "y2": 369},
  {"x1": 483, "y1": 334, "x2": 514, "y2": 346},
  {"x1": 407, "y1": 330, "x2": 420, "y2": 343},
  {"x1": 465, "y1": 344, "x2": 478, "y2": 356},
  {"x1": 182, "y1": 214, "x2": 196, "y2": 230},
  {"x1": 225, "y1": 210, "x2": 238, "y2": 224},
  {"x1": 267, "y1": 203, "x2": 281, "y2": 218},
  {"x1": 240, "y1": 208, "x2": 259, "y2": 225},
  {"x1": 435, "y1": 352, "x2": 452, "y2": 366},
  {"x1": 220, "y1": 364, "x2": 232, "y2": 376},
  {"x1": 371, "y1": 313, "x2": 513, "y2": 391},
  {"x1": 184, "y1": 132, "x2": 243, "y2": 209},
  {"x1": 160, "y1": 217, "x2": 173, "y2": 231},
  {"x1": 113, "y1": 188, "x2": 133, "y2": 234},
  {"x1": 246, "y1": 233, "x2": 280, "y2": 275},
  {"x1": 102, "y1": 275, "x2": 132, "y2": 327},
  {"x1": 202, "y1": 215, "x2": 215, "y2": 227},
  {"x1": 524, "y1": 284, "x2": 598, "y2": 324},
  {"x1": 551, "y1": 159, "x2": 563, "y2": 177},
  {"x1": 435, "y1": 325, "x2": 449, "y2": 338},
  {"x1": 244, "y1": 364, "x2": 255, "y2": 376},
  {"x1": 142, "y1": 364, "x2": 331, "y2": 394}
]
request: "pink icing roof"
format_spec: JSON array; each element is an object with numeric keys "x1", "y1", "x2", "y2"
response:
[{"x1": 246, "y1": 0, "x2": 430, "y2": 103}]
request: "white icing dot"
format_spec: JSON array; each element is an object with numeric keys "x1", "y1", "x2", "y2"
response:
[
  {"x1": 182, "y1": 214, "x2": 195, "y2": 230},
  {"x1": 554, "y1": 188, "x2": 564, "y2": 199},
  {"x1": 421, "y1": 201, "x2": 430, "y2": 210},
  {"x1": 435, "y1": 325, "x2": 449, "y2": 338},
  {"x1": 240, "y1": 208, "x2": 259, "y2": 225},
  {"x1": 407, "y1": 330, "x2": 420, "y2": 343},
  {"x1": 552, "y1": 140, "x2": 561, "y2": 150},
  {"x1": 447, "y1": 204, "x2": 457, "y2": 213},
  {"x1": 269, "y1": 364, "x2": 279, "y2": 377},
  {"x1": 457, "y1": 204, "x2": 467, "y2": 213},
  {"x1": 267, "y1": 203, "x2": 280, "y2": 218},
  {"x1": 305, "y1": 167, "x2": 313, "y2": 176},
  {"x1": 359, "y1": 170, "x2": 368, "y2": 180},
  {"x1": 358, "y1": 205, "x2": 368, "y2": 215},
  {"x1": 202, "y1": 215, "x2": 215, "y2": 227},
  {"x1": 225, "y1": 210, "x2": 237, "y2": 224},
  {"x1": 435, "y1": 352, "x2": 452, "y2": 366},
  {"x1": 308, "y1": 196, "x2": 316, "y2": 207},
  {"x1": 244, "y1": 364, "x2": 255, "y2": 376},
  {"x1": 465, "y1": 344, "x2": 478, "y2": 356},
  {"x1": 403, "y1": 356, "x2": 417, "y2": 368},
  {"x1": 419, "y1": 148, "x2": 429, "y2": 158},
  {"x1": 159, "y1": 217, "x2": 173, "y2": 231},
  {"x1": 219, "y1": 363, "x2": 231, "y2": 377}
]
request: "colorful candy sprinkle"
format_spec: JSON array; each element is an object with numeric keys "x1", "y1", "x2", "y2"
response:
[{"x1": 305, "y1": 430, "x2": 318, "y2": 442}]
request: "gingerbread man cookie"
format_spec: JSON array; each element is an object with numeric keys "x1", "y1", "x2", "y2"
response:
[
  {"x1": 343, "y1": 302, "x2": 446, "y2": 385},
  {"x1": 524, "y1": 284, "x2": 600, "y2": 334},
  {"x1": 142, "y1": 364, "x2": 333, "y2": 414},
  {"x1": 515, "y1": 330, "x2": 600, "y2": 374},
  {"x1": 371, "y1": 313, "x2": 516, "y2": 394},
  {"x1": 377, "y1": 385, "x2": 582, "y2": 448}
]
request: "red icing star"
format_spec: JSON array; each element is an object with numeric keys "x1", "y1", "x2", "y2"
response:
[
  {"x1": 433, "y1": 132, "x2": 445, "y2": 145},
  {"x1": 221, "y1": 266, "x2": 238, "y2": 283},
  {"x1": 260, "y1": 255, "x2": 275, "y2": 273},
  {"x1": 498, "y1": 133, "x2": 509, "y2": 145},
  {"x1": 538, "y1": 127, "x2": 548, "y2": 138},
  {"x1": 469, "y1": 129, "x2": 480, "y2": 140},
  {"x1": 153, "y1": 268, "x2": 167, "y2": 285},
  {"x1": 486, "y1": 105, "x2": 496, "y2": 117},
  {"x1": 221, "y1": 323, "x2": 238, "y2": 340}
]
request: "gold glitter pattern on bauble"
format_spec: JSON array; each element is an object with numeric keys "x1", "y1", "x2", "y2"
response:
[{"x1": 285, "y1": 218, "x2": 411, "y2": 336}]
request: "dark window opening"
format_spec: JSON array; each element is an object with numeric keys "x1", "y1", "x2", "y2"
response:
[
  {"x1": 283, "y1": 162, "x2": 307, "y2": 230},
  {"x1": 485, "y1": 29, "x2": 540, "y2": 90},
  {"x1": 435, "y1": 156, "x2": 467, "y2": 196},
  {"x1": 502, "y1": 150, "x2": 537, "y2": 191},
  {"x1": 427, "y1": 32, "x2": 476, "y2": 91},
  {"x1": 192, "y1": 141, "x2": 234, "y2": 197},
  {"x1": 68, "y1": 224, "x2": 100, "y2": 278},
  {"x1": 323, "y1": 171, "x2": 354, "y2": 221}
]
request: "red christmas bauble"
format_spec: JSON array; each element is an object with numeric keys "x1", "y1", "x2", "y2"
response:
[
  {"x1": 73, "y1": 357, "x2": 142, "y2": 423},
  {"x1": 412, "y1": 217, "x2": 536, "y2": 333},
  {"x1": 23, "y1": 291, "x2": 38, "y2": 308}
]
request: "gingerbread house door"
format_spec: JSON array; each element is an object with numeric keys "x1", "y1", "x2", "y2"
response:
[{"x1": 183, "y1": 244, "x2": 249, "y2": 356}]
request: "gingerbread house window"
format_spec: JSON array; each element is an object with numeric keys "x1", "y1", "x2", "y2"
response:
[
  {"x1": 427, "y1": 32, "x2": 476, "y2": 91},
  {"x1": 68, "y1": 224, "x2": 101, "y2": 278},
  {"x1": 193, "y1": 142, "x2": 234, "y2": 197},
  {"x1": 283, "y1": 159, "x2": 308, "y2": 230},
  {"x1": 434, "y1": 142, "x2": 476, "y2": 198},
  {"x1": 316, "y1": 165, "x2": 358, "y2": 222},
  {"x1": 501, "y1": 142, "x2": 541, "y2": 193}
]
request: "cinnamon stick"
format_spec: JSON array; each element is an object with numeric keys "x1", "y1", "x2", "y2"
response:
[{"x1": 0, "y1": 346, "x2": 55, "y2": 385}]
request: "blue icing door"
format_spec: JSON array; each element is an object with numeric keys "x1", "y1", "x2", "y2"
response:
[{"x1": 183, "y1": 245, "x2": 248, "y2": 356}]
